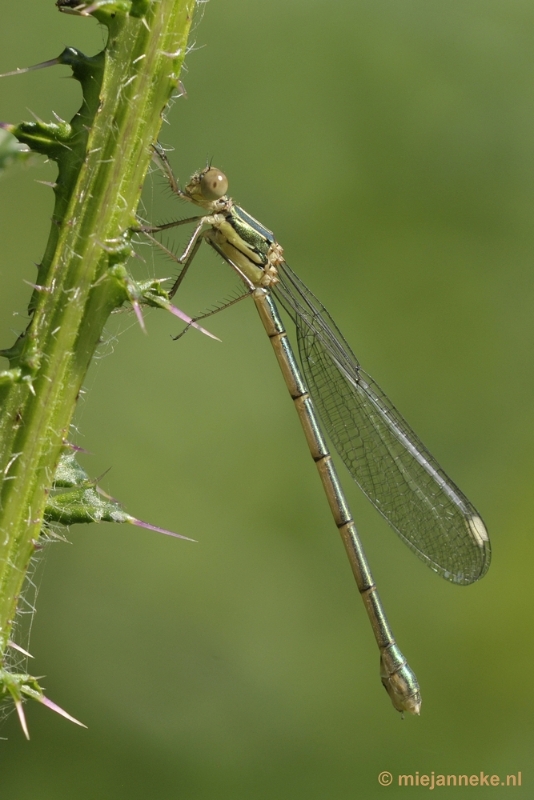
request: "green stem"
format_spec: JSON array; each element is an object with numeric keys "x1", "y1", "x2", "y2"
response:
[{"x1": 0, "y1": 0, "x2": 195, "y2": 657}]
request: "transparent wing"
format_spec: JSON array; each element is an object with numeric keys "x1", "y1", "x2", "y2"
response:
[{"x1": 274, "y1": 262, "x2": 490, "y2": 585}]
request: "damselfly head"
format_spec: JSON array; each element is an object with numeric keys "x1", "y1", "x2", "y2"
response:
[
  {"x1": 200, "y1": 167, "x2": 228, "y2": 200},
  {"x1": 184, "y1": 166, "x2": 229, "y2": 211}
]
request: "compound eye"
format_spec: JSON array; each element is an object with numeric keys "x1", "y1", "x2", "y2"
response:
[{"x1": 200, "y1": 168, "x2": 228, "y2": 201}]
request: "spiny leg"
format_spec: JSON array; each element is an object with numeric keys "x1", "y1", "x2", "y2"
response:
[
  {"x1": 133, "y1": 214, "x2": 205, "y2": 235},
  {"x1": 139, "y1": 221, "x2": 209, "y2": 298},
  {"x1": 172, "y1": 289, "x2": 253, "y2": 341},
  {"x1": 151, "y1": 142, "x2": 184, "y2": 200},
  {"x1": 169, "y1": 234, "x2": 205, "y2": 299}
]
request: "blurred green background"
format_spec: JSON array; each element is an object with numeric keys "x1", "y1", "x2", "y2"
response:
[{"x1": 1, "y1": 1, "x2": 533, "y2": 797}]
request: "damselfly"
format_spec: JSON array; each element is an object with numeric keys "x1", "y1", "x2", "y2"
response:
[{"x1": 139, "y1": 147, "x2": 491, "y2": 714}]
